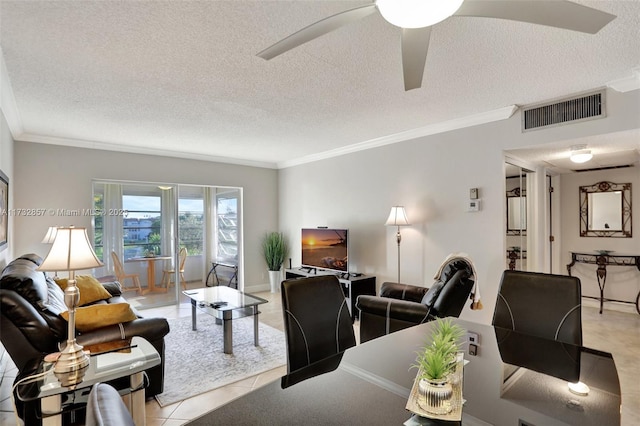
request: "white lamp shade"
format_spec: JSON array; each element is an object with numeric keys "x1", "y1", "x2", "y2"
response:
[
  {"x1": 376, "y1": 0, "x2": 464, "y2": 28},
  {"x1": 41, "y1": 226, "x2": 59, "y2": 244},
  {"x1": 385, "y1": 206, "x2": 410, "y2": 226},
  {"x1": 38, "y1": 227, "x2": 103, "y2": 272}
]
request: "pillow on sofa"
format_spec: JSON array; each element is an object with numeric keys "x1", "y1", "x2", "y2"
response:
[
  {"x1": 55, "y1": 275, "x2": 112, "y2": 306},
  {"x1": 61, "y1": 303, "x2": 137, "y2": 332}
]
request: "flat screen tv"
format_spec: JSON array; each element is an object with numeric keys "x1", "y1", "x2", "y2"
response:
[{"x1": 301, "y1": 228, "x2": 348, "y2": 273}]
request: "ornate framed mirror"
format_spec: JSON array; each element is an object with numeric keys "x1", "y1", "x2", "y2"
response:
[
  {"x1": 580, "y1": 181, "x2": 631, "y2": 237},
  {"x1": 506, "y1": 187, "x2": 526, "y2": 236}
]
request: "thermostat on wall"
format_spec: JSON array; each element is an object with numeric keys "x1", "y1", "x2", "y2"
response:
[{"x1": 468, "y1": 199, "x2": 481, "y2": 212}]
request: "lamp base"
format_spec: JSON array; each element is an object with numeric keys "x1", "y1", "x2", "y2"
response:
[{"x1": 53, "y1": 341, "x2": 90, "y2": 388}]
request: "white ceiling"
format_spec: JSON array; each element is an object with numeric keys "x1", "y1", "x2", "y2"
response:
[{"x1": 1, "y1": 0, "x2": 639, "y2": 170}]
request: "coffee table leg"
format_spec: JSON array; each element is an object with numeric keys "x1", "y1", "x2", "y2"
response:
[
  {"x1": 223, "y1": 312, "x2": 232, "y2": 354},
  {"x1": 253, "y1": 306, "x2": 260, "y2": 347},
  {"x1": 191, "y1": 299, "x2": 197, "y2": 331}
]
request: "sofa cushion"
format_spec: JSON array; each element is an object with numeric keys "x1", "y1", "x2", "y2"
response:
[
  {"x1": 55, "y1": 275, "x2": 112, "y2": 306},
  {"x1": 61, "y1": 303, "x2": 137, "y2": 332}
]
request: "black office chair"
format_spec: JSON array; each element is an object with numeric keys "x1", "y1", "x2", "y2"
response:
[
  {"x1": 492, "y1": 270, "x2": 582, "y2": 345},
  {"x1": 281, "y1": 275, "x2": 356, "y2": 373},
  {"x1": 85, "y1": 383, "x2": 135, "y2": 426}
]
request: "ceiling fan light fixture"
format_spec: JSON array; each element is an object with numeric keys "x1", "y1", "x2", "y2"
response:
[
  {"x1": 376, "y1": 0, "x2": 464, "y2": 28},
  {"x1": 570, "y1": 144, "x2": 593, "y2": 163}
]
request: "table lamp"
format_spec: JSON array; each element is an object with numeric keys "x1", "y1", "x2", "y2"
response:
[
  {"x1": 41, "y1": 226, "x2": 58, "y2": 244},
  {"x1": 385, "y1": 206, "x2": 410, "y2": 284},
  {"x1": 37, "y1": 226, "x2": 103, "y2": 387}
]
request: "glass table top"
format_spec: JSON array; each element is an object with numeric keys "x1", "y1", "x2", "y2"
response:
[
  {"x1": 190, "y1": 318, "x2": 621, "y2": 426},
  {"x1": 182, "y1": 286, "x2": 268, "y2": 311},
  {"x1": 17, "y1": 336, "x2": 161, "y2": 401}
]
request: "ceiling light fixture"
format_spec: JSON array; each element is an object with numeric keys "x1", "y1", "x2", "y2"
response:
[
  {"x1": 376, "y1": 0, "x2": 464, "y2": 28},
  {"x1": 570, "y1": 144, "x2": 593, "y2": 164}
]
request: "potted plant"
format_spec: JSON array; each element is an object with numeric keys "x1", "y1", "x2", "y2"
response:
[
  {"x1": 412, "y1": 319, "x2": 465, "y2": 415},
  {"x1": 261, "y1": 232, "x2": 289, "y2": 293}
]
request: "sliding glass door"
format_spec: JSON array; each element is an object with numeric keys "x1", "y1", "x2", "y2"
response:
[{"x1": 92, "y1": 181, "x2": 242, "y2": 309}]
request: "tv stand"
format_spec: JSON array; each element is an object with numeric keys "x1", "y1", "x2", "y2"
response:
[{"x1": 285, "y1": 268, "x2": 376, "y2": 321}]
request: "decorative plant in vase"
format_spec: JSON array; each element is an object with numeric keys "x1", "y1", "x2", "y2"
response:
[
  {"x1": 261, "y1": 232, "x2": 289, "y2": 293},
  {"x1": 412, "y1": 319, "x2": 465, "y2": 415}
]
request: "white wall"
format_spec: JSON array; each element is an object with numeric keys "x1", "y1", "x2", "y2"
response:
[
  {"x1": 560, "y1": 167, "x2": 640, "y2": 304},
  {"x1": 279, "y1": 88, "x2": 640, "y2": 325},
  {"x1": 12, "y1": 141, "x2": 278, "y2": 290},
  {"x1": 0, "y1": 110, "x2": 13, "y2": 269}
]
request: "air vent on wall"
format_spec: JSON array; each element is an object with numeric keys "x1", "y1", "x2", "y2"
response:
[{"x1": 522, "y1": 91, "x2": 605, "y2": 131}]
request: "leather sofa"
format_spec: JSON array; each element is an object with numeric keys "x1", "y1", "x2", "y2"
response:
[
  {"x1": 0, "y1": 254, "x2": 170, "y2": 423},
  {"x1": 356, "y1": 257, "x2": 475, "y2": 343}
]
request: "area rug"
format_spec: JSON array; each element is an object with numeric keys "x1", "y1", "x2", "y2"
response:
[{"x1": 156, "y1": 314, "x2": 286, "y2": 407}]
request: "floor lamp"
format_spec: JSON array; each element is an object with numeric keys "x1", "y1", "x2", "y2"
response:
[
  {"x1": 38, "y1": 226, "x2": 104, "y2": 387},
  {"x1": 385, "y1": 206, "x2": 410, "y2": 284}
]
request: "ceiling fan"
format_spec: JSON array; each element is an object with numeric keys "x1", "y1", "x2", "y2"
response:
[{"x1": 257, "y1": 0, "x2": 616, "y2": 91}]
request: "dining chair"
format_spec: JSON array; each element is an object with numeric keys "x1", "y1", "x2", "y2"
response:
[
  {"x1": 161, "y1": 247, "x2": 188, "y2": 290},
  {"x1": 492, "y1": 270, "x2": 582, "y2": 345},
  {"x1": 111, "y1": 251, "x2": 142, "y2": 294},
  {"x1": 281, "y1": 275, "x2": 356, "y2": 373}
]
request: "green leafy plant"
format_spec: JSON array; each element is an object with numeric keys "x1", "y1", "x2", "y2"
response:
[
  {"x1": 261, "y1": 232, "x2": 289, "y2": 271},
  {"x1": 412, "y1": 318, "x2": 465, "y2": 381}
]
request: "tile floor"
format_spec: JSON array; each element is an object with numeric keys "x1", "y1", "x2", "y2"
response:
[{"x1": 1, "y1": 294, "x2": 638, "y2": 425}]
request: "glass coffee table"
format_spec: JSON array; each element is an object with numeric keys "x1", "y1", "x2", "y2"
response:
[{"x1": 182, "y1": 286, "x2": 269, "y2": 354}]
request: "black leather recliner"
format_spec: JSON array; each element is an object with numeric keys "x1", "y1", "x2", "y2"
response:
[
  {"x1": 0, "y1": 254, "x2": 170, "y2": 424},
  {"x1": 356, "y1": 257, "x2": 475, "y2": 343}
]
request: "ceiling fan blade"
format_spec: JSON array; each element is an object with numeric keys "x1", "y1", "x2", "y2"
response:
[
  {"x1": 401, "y1": 27, "x2": 432, "y2": 91},
  {"x1": 257, "y1": 4, "x2": 377, "y2": 60},
  {"x1": 454, "y1": 0, "x2": 616, "y2": 34}
]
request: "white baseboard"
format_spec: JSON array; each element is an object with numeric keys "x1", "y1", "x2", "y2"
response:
[{"x1": 244, "y1": 283, "x2": 270, "y2": 293}]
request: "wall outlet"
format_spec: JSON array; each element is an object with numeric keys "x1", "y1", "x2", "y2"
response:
[
  {"x1": 468, "y1": 343, "x2": 478, "y2": 356},
  {"x1": 468, "y1": 199, "x2": 481, "y2": 212},
  {"x1": 466, "y1": 332, "x2": 479, "y2": 345}
]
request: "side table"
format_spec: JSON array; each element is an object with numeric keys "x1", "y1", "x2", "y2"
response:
[{"x1": 16, "y1": 336, "x2": 160, "y2": 426}]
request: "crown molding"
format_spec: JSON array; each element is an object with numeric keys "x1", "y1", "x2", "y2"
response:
[
  {"x1": 17, "y1": 133, "x2": 279, "y2": 169},
  {"x1": 607, "y1": 68, "x2": 640, "y2": 93},
  {"x1": 0, "y1": 48, "x2": 24, "y2": 136},
  {"x1": 278, "y1": 105, "x2": 518, "y2": 169}
]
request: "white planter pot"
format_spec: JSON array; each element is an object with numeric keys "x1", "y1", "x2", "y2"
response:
[{"x1": 268, "y1": 270, "x2": 281, "y2": 293}]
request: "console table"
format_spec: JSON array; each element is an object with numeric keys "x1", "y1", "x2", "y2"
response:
[
  {"x1": 567, "y1": 252, "x2": 640, "y2": 314},
  {"x1": 285, "y1": 268, "x2": 376, "y2": 320}
]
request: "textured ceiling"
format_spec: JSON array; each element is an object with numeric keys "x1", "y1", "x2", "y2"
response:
[{"x1": 1, "y1": 0, "x2": 639, "y2": 169}]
